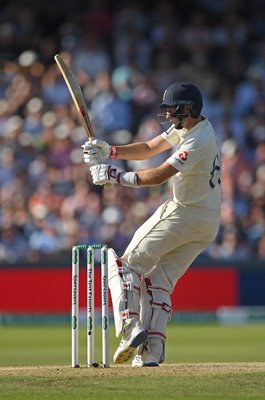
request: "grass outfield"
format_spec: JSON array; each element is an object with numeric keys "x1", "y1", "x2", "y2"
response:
[{"x1": 0, "y1": 324, "x2": 265, "y2": 399}]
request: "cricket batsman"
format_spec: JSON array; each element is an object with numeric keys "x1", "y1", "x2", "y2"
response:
[{"x1": 82, "y1": 82, "x2": 222, "y2": 366}]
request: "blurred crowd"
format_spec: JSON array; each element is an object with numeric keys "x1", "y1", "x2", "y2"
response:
[{"x1": 0, "y1": 0, "x2": 265, "y2": 264}]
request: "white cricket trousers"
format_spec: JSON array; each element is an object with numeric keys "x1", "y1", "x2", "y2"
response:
[{"x1": 122, "y1": 200, "x2": 220, "y2": 293}]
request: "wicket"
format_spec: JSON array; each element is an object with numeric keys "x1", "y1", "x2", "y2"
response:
[{"x1": 71, "y1": 244, "x2": 110, "y2": 368}]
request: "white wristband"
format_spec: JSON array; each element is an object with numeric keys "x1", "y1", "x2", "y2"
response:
[{"x1": 118, "y1": 171, "x2": 139, "y2": 187}]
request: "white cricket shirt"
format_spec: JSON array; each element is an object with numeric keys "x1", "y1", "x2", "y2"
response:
[{"x1": 161, "y1": 119, "x2": 221, "y2": 214}]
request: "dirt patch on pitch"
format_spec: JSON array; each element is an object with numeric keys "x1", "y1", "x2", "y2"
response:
[{"x1": 1, "y1": 363, "x2": 265, "y2": 378}]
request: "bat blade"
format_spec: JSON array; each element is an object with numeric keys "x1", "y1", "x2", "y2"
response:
[
  {"x1": 54, "y1": 54, "x2": 94, "y2": 139},
  {"x1": 54, "y1": 54, "x2": 113, "y2": 190}
]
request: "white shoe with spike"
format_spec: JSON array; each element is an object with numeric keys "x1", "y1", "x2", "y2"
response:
[
  {"x1": 113, "y1": 320, "x2": 147, "y2": 364},
  {"x1": 131, "y1": 338, "x2": 165, "y2": 367}
]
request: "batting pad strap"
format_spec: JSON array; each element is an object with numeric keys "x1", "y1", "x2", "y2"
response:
[
  {"x1": 118, "y1": 265, "x2": 130, "y2": 274},
  {"x1": 123, "y1": 281, "x2": 140, "y2": 292},
  {"x1": 147, "y1": 331, "x2": 166, "y2": 340},
  {"x1": 152, "y1": 301, "x2": 171, "y2": 315},
  {"x1": 122, "y1": 310, "x2": 139, "y2": 319}
]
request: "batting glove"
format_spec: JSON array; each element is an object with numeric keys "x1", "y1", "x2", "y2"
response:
[
  {"x1": 81, "y1": 141, "x2": 104, "y2": 166},
  {"x1": 90, "y1": 164, "x2": 138, "y2": 187},
  {"x1": 91, "y1": 139, "x2": 118, "y2": 159}
]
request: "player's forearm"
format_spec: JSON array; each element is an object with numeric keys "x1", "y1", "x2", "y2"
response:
[
  {"x1": 115, "y1": 142, "x2": 156, "y2": 160},
  {"x1": 89, "y1": 161, "x2": 177, "y2": 188},
  {"x1": 136, "y1": 163, "x2": 177, "y2": 186},
  {"x1": 115, "y1": 135, "x2": 171, "y2": 161}
]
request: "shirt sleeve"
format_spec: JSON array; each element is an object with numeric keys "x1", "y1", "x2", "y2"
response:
[
  {"x1": 166, "y1": 136, "x2": 207, "y2": 173},
  {"x1": 161, "y1": 125, "x2": 181, "y2": 146}
]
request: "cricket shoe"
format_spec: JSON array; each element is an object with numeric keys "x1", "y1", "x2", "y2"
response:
[
  {"x1": 131, "y1": 338, "x2": 165, "y2": 367},
  {"x1": 113, "y1": 322, "x2": 147, "y2": 364},
  {"x1": 132, "y1": 354, "x2": 159, "y2": 367}
]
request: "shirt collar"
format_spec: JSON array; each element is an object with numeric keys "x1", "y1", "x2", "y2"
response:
[{"x1": 180, "y1": 117, "x2": 208, "y2": 137}]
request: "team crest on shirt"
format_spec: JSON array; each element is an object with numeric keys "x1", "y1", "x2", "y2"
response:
[{"x1": 177, "y1": 151, "x2": 188, "y2": 162}]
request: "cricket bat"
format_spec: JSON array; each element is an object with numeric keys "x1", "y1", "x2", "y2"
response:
[
  {"x1": 54, "y1": 54, "x2": 112, "y2": 189},
  {"x1": 54, "y1": 54, "x2": 94, "y2": 140}
]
